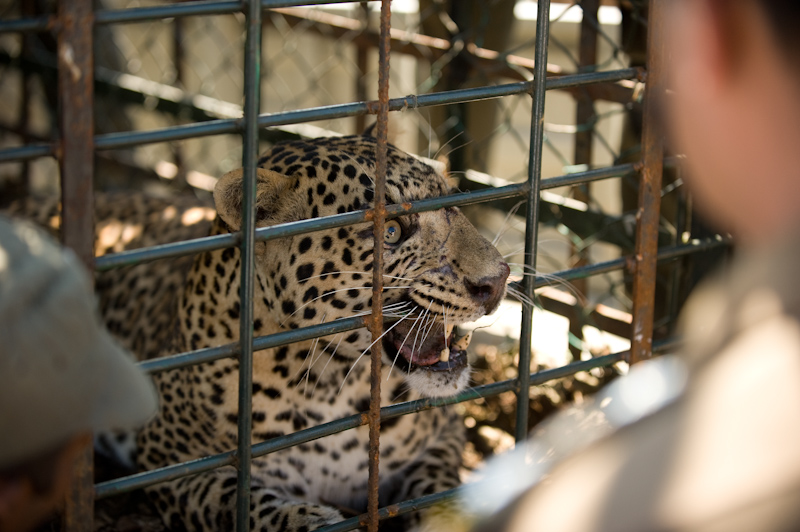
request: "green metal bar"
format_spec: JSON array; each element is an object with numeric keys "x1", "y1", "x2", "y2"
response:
[
  {"x1": 516, "y1": 0, "x2": 551, "y2": 443},
  {"x1": 135, "y1": 237, "x2": 726, "y2": 377},
  {"x1": 94, "y1": 161, "x2": 647, "y2": 271},
  {"x1": 138, "y1": 315, "x2": 367, "y2": 374},
  {"x1": 234, "y1": 0, "x2": 262, "y2": 526},
  {"x1": 0, "y1": 68, "x2": 640, "y2": 162},
  {"x1": 314, "y1": 336, "x2": 682, "y2": 532},
  {"x1": 96, "y1": 334, "x2": 689, "y2": 503}
]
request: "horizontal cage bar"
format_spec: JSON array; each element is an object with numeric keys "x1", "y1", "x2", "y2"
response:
[
  {"x1": 95, "y1": 160, "x2": 644, "y2": 271},
  {"x1": 0, "y1": 69, "x2": 640, "y2": 163},
  {"x1": 98, "y1": 335, "x2": 679, "y2": 500},
  {"x1": 135, "y1": 237, "x2": 727, "y2": 376}
]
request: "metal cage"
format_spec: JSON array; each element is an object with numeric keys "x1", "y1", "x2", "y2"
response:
[{"x1": 0, "y1": 1, "x2": 727, "y2": 530}]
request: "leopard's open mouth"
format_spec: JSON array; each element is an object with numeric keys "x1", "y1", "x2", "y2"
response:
[{"x1": 382, "y1": 319, "x2": 472, "y2": 373}]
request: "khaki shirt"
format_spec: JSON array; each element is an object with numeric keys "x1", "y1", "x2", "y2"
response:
[{"x1": 477, "y1": 236, "x2": 800, "y2": 532}]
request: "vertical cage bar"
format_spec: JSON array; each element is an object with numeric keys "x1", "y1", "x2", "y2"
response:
[
  {"x1": 629, "y1": 0, "x2": 665, "y2": 365},
  {"x1": 171, "y1": 17, "x2": 187, "y2": 188},
  {"x1": 235, "y1": 0, "x2": 262, "y2": 528},
  {"x1": 57, "y1": 0, "x2": 95, "y2": 529},
  {"x1": 515, "y1": 0, "x2": 550, "y2": 443},
  {"x1": 567, "y1": 0, "x2": 599, "y2": 361},
  {"x1": 355, "y1": 2, "x2": 370, "y2": 134},
  {"x1": 367, "y1": 2, "x2": 391, "y2": 529}
]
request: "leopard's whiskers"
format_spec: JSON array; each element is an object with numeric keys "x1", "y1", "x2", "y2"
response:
[
  {"x1": 386, "y1": 305, "x2": 422, "y2": 380},
  {"x1": 311, "y1": 333, "x2": 343, "y2": 397},
  {"x1": 338, "y1": 307, "x2": 417, "y2": 395},
  {"x1": 417, "y1": 305, "x2": 440, "y2": 350},
  {"x1": 301, "y1": 312, "x2": 329, "y2": 396},
  {"x1": 408, "y1": 302, "x2": 434, "y2": 377},
  {"x1": 506, "y1": 262, "x2": 586, "y2": 305},
  {"x1": 505, "y1": 286, "x2": 537, "y2": 309},
  {"x1": 281, "y1": 285, "x2": 410, "y2": 325},
  {"x1": 492, "y1": 200, "x2": 526, "y2": 246}
]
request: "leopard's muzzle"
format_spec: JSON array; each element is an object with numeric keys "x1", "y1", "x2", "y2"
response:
[{"x1": 383, "y1": 320, "x2": 471, "y2": 373}]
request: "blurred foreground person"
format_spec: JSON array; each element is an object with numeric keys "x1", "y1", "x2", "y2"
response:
[
  {"x1": 0, "y1": 217, "x2": 157, "y2": 532},
  {"x1": 469, "y1": 1, "x2": 800, "y2": 531}
]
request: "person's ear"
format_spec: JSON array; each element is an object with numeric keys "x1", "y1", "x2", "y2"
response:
[{"x1": 703, "y1": 0, "x2": 755, "y2": 88}]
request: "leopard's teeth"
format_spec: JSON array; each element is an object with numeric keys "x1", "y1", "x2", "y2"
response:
[
  {"x1": 444, "y1": 323, "x2": 454, "y2": 338},
  {"x1": 452, "y1": 331, "x2": 472, "y2": 352},
  {"x1": 439, "y1": 347, "x2": 450, "y2": 363}
]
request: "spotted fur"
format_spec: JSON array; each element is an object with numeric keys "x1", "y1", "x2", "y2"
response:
[{"x1": 11, "y1": 135, "x2": 509, "y2": 531}]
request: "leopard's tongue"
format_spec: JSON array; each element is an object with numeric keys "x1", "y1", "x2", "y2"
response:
[
  {"x1": 389, "y1": 321, "x2": 455, "y2": 367},
  {"x1": 389, "y1": 320, "x2": 462, "y2": 366}
]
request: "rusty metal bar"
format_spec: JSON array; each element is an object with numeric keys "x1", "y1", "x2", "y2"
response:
[
  {"x1": 515, "y1": 0, "x2": 550, "y2": 443},
  {"x1": 57, "y1": 0, "x2": 95, "y2": 530},
  {"x1": 630, "y1": 0, "x2": 665, "y2": 365},
  {"x1": 367, "y1": 2, "x2": 391, "y2": 530}
]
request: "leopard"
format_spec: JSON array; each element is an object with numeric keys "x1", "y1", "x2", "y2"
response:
[{"x1": 11, "y1": 133, "x2": 510, "y2": 531}]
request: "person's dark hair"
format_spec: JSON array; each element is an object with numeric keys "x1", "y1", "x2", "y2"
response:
[
  {"x1": 759, "y1": 1, "x2": 800, "y2": 63},
  {"x1": 0, "y1": 443, "x2": 65, "y2": 496}
]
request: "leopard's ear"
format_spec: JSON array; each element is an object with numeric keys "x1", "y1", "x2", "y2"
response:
[
  {"x1": 361, "y1": 122, "x2": 377, "y2": 138},
  {"x1": 214, "y1": 168, "x2": 296, "y2": 231}
]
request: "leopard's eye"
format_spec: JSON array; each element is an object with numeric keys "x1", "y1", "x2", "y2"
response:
[{"x1": 384, "y1": 220, "x2": 402, "y2": 244}]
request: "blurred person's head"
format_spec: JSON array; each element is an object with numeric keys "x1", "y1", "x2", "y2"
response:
[
  {"x1": 0, "y1": 217, "x2": 158, "y2": 532},
  {"x1": 665, "y1": 0, "x2": 800, "y2": 243}
]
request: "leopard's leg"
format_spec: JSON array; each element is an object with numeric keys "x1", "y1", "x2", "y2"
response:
[
  {"x1": 388, "y1": 408, "x2": 465, "y2": 532},
  {"x1": 145, "y1": 468, "x2": 345, "y2": 532}
]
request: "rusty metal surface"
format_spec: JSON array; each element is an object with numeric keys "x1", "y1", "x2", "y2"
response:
[
  {"x1": 630, "y1": 0, "x2": 665, "y2": 365},
  {"x1": 367, "y1": 1, "x2": 392, "y2": 530},
  {"x1": 57, "y1": 0, "x2": 95, "y2": 530}
]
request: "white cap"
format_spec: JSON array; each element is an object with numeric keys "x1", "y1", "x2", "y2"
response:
[{"x1": 0, "y1": 216, "x2": 158, "y2": 469}]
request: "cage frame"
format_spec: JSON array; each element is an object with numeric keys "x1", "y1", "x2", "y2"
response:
[{"x1": 0, "y1": 0, "x2": 725, "y2": 530}]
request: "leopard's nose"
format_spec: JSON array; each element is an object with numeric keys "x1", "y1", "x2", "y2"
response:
[{"x1": 464, "y1": 263, "x2": 510, "y2": 313}]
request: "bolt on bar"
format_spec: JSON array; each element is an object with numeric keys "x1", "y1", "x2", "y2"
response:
[{"x1": 516, "y1": 0, "x2": 551, "y2": 443}]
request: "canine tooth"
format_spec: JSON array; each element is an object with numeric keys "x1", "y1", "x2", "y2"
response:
[
  {"x1": 452, "y1": 331, "x2": 473, "y2": 352},
  {"x1": 445, "y1": 323, "x2": 454, "y2": 338},
  {"x1": 439, "y1": 347, "x2": 450, "y2": 362}
]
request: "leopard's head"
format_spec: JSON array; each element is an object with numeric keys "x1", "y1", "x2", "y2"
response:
[{"x1": 214, "y1": 135, "x2": 509, "y2": 397}]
